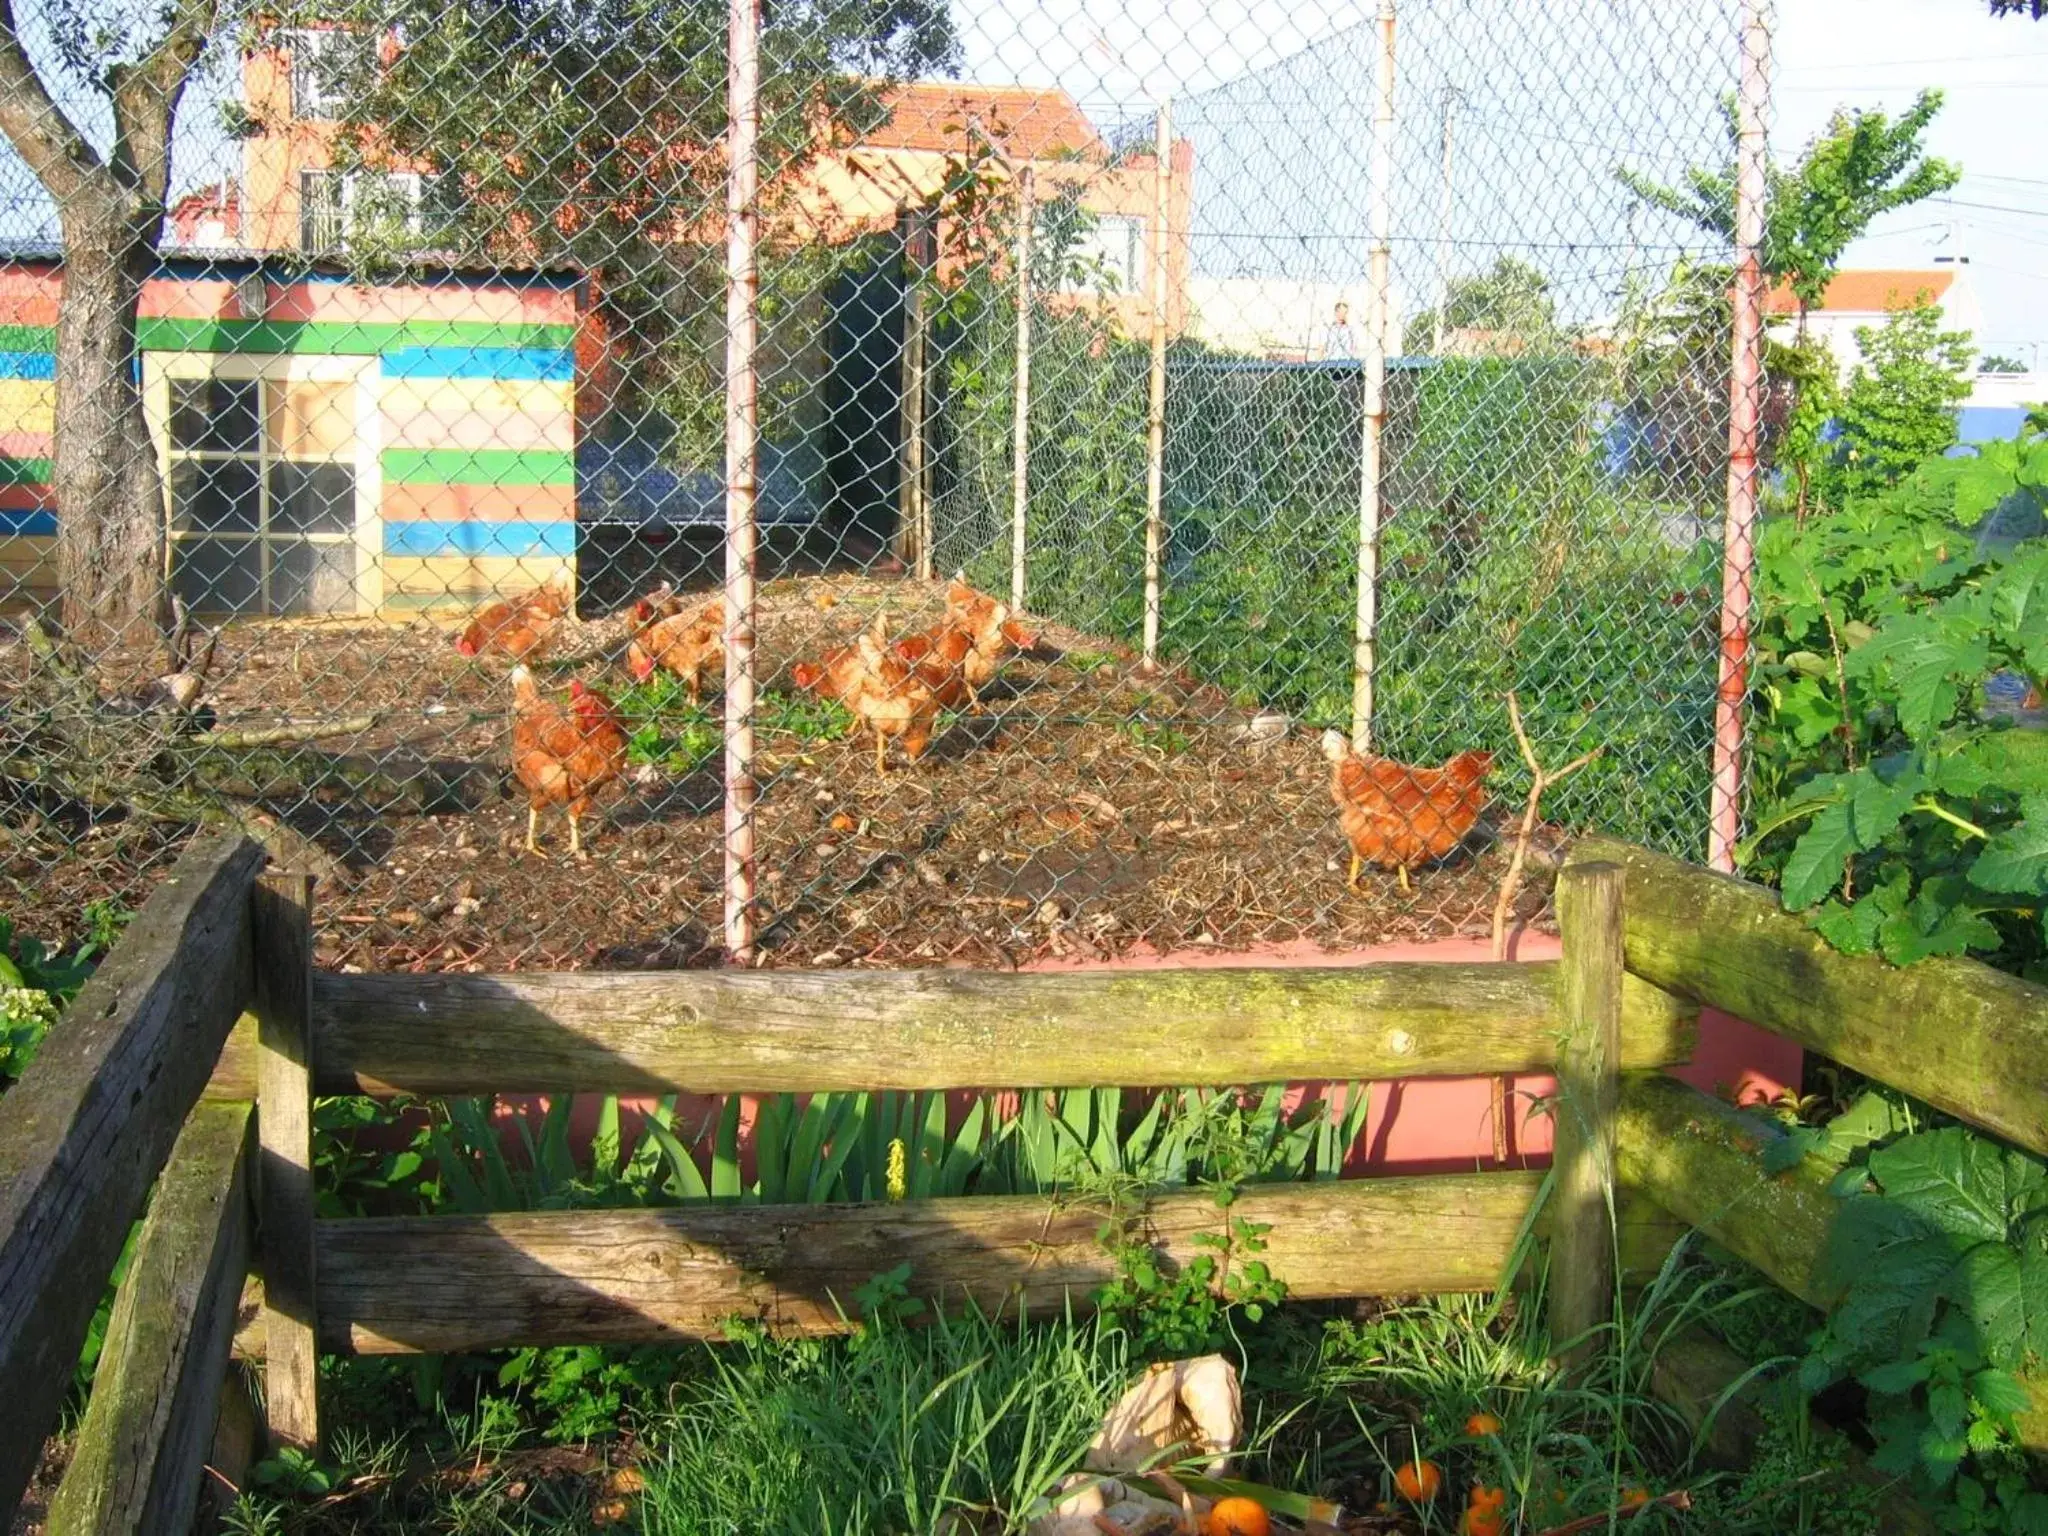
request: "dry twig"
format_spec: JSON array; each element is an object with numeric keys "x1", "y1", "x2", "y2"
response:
[
  {"x1": 1490, "y1": 691, "x2": 1606, "y2": 962},
  {"x1": 1487, "y1": 691, "x2": 1606, "y2": 1162}
]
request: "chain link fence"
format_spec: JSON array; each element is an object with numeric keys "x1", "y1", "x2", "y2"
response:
[{"x1": 0, "y1": 0, "x2": 1756, "y2": 974}]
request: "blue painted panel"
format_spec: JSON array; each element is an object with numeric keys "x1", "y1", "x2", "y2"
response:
[
  {"x1": 380, "y1": 346, "x2": 573, "y2": 382},
  {"x1": 384, "y1": 520, "x2": 577, "y2": 557}
]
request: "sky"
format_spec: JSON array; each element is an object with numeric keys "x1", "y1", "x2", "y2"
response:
[
  {"x1": 942, "y1": 0, "x2": 2048, "y2": 349},
  {"x1": 1772, "y1": 0, "x2": 2048, "y2": 355},
  {"x1": 1, "y1": 0, "x2": 2040, "y2": 348}
]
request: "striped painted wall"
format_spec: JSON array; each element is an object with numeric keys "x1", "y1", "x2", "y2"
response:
[{"x1": 0, "y1": 258, "x2": 582, "y2": 614}]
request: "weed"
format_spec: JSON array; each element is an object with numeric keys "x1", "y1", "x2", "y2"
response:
[
  {"x1": 615, "y1": 682, "x2": 854, "y2": 774},
  {"x1": 637, "y1": 1306, "x2": 1129, "y2": 1536},
  {"x1": 1120, "y1": 716, "x2": 1193, "y2": 756},
  {"x1": 0, "y1": 906, "x2": 122, "y2": 1088}
]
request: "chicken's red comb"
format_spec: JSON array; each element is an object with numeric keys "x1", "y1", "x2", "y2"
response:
[{"x1": 569, "y1": 679, "x2": 589, "y2": 698}]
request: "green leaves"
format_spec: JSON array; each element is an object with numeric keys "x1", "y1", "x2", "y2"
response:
[
  {"x1": 1973, "y1": 801, "x2": 2048, "y2": 895},
  {"x1": 1782, "y1": 797, "x2": 1858, "y2": 909},
  {"x1": 1810, "y1": 1123, "x2": 2048, "y2": 1514},
  {"x1": 1749, "y1": 417, "x2": 2048, "y2": 975}
]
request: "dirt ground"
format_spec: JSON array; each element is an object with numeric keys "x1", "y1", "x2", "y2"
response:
[{"x1": 0, "y1": 573, "x2": 1568, "y2": 971}]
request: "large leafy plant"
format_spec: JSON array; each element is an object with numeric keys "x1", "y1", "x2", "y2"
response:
[
  {"x1": 1746, "y1": 423, "x2": 2048, "y2": 972},
  {"x1": 1803, "y1": 1124, "x2": 2048, "y2": 1531}
]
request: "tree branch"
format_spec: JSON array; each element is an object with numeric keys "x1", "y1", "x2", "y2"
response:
[
  {"x1": 109, "y1": 0, "x2": 224, "y2": 210},
  {"x1": 0, "y1": 0, "x2": 104, "y2": 205}
]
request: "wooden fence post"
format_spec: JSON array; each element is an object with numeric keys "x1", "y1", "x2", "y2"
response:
[
  {"x1": 1550, "y1": 860, "x2": 1624, "y2": 1369},
  {"x1": 252, "y1": 872, "x2": 319, "y2": 1453},
  {"x1": 46, "y1": 1103, "x2": 254, "y2": 1536}
]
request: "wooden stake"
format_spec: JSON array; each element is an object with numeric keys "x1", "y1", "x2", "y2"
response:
[
  {"x1": 1349, "y1": 0, "x2": 1397, "y2": 749},
  {"x1": 1011, "y1": 164, "x2": 1034, "y2": 612},
  {"x1": 1549, "y1": 859, "x2": 1623, "y2": 1371},
  {"x1": 723, "y1": 0, "x2": 761, "y2": 962},
  {"x1": 253, "y1": 871, "x2": 319, "y2": 1453},
  {"x1": 1140, "y1": 99, "x2": 1172, "y2": 671}
]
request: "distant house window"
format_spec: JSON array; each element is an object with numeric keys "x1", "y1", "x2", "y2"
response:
[
  {"x1": 287, "y1": 29, "x2": 371, "y2": 120},
  {"x1": 300, "y1": 168, "x2": 458, "y2": 255},
  {"x1": 299, "y1": 170, "x2": 344, "y2": 254},
  {"x1": 1059, "y1": 213, "x2": 1144, "y2": 294}
]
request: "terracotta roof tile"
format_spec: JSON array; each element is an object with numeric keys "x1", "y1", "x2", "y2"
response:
[
  {"x1": 857, "y1": 83, "x2": 1107, "y2": 161},
  {"x1": 1763, "y1": 268, "x2": 1954, "y2": 316}
]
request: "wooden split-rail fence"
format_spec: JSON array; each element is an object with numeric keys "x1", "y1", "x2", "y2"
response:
[{"x1": 3, "y1": 832, "x2": 2046, "y2": 1532}]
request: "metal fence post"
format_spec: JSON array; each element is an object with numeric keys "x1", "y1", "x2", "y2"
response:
[
  {"x1": 1350, "y1": 0, "x2": 1396, "y2": 752},
  {"x1": 723, "y1": 0, "x2": 760, "y2": 962},
  {"x1": 1710, "y1": 0, "x2": 1771, "y2": 873}
]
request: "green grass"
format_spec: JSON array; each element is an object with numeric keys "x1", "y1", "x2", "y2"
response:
[
  {"x1": 614, "y1": 682, "x2": 855, "y2": 775},
  {"x1": 231, "y1": 1091, "x2": 1900, "y2": 1534},
  {"x1": 217, "y1": 1240, "x2": 1890, "y2": 1535},
  {"x1": 637, "y1": 1308, "x2": 1130, "y2": 1535}
]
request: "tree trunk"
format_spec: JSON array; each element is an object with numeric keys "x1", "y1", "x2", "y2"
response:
[{"x1": 52, "y1": 200, "x2": 170, "y2": 654}]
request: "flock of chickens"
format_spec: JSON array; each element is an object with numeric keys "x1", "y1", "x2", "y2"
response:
[{"x1": 450, "y1": 574, "x2": 1498, "y2": 890}]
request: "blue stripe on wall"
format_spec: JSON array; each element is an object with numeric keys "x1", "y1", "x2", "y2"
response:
[
  {"x1": 0, "y1": 353, "x2": 55, "y2": 380},
  {"x1": 384, "y1": 520, "x2": 577, "y2": 558},
  {"x1": 0, "y1": 509, "x2": 55, "y2": 535},
  {"x1": 381, "y1": 346, "x2": 574, "y2": 382}
]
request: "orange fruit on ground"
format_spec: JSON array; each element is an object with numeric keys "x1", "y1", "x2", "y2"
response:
[
  {"x1": 1204, "y1": 1496, "x2": 1271, "y2": 1536},
  {"x1": 1464, "y1": 1411, "x2": 1503, "y2": 1436},
  {"x1": 1394, "y1": 1457, "x2": 1442, "y2": 1502},
  {"x1": 1621, "y1": 1486, "x2": 1652, "y2": 1510},
  {"x1": 1462, "y1": 1484, "x2": 1508, "y2": 1536}
]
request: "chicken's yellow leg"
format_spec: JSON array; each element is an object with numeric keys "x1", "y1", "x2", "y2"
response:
[
  {"x1": 525, "y1": 806, "x2": 543, "y2": 855},
  {"x1": 1398, "y1": 865, "x2": 1412, "y2": 895},
  {"x1": 1346, "y1": 852, "x2": 1362, "y2": 892},
  {"x1": 875, "y1": 729, "x2": 888, "y2": 775},
  {"x1": 568, "y1": 813, "x2": 583, "y2": 858}
]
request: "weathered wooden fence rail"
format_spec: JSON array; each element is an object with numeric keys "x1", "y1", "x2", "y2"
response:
[{"x1": 3, "y1": 833, "x2": 2046, "y2": 1530}]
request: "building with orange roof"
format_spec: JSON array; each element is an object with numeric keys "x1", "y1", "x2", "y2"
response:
[{"x1": 1765, "y1": 265, "x2": 1982, "y2": 379}]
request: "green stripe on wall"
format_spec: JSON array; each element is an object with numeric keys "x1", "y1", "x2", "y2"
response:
[
  {"x1": 0, "y1": 457, "x2": 51, "y2": 486},
  {"x1": 0, "y1": 319, "x2": 576, "y2": 357},
  {"x1": 381, "y1": 448, "x2": 576, "y2": 487}
]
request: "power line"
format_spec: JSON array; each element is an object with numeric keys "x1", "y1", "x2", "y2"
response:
[{"x1": 1776, "y1": 47, "x2": 2048, "y2": 73}]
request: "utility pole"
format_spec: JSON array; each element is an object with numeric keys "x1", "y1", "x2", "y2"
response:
[{"x1": 1430, "y1": 83, "x2": 1462, "y2": 357}]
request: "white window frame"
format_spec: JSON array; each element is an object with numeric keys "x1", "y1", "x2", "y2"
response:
[
  {"x1": 286, "y1": 28, "x2": 370, "y2": 120},
  {"x1": 1057, "y1": 212, "x2": 1144, "y2": 294},
  {"x1": 300, "y1": 168, "x2": 425, "y2": 255},
  {"x1": 146, "y1": 352, "x2": 383, "y2": 616}
]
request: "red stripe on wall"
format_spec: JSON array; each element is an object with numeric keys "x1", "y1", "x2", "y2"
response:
[
  {"x1": 0, "y1": 483, "x2": 53, "y2": 510},
  {"x1": 381, "y1": 482, "x2": 577, "y2": 523}
]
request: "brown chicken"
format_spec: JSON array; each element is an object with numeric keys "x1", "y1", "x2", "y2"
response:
[
  {"x1": 891, "y1": 621, "x2": 977, "y2": 709},
  {"x1": 510, "y1": 666, "x2": 630, "y2": 856},
  {"x1": 790, "y1": 612, "x2": 940, "y2": 772},
  {"x1": 625, "y1": 582, "x2": 683, "y2": 630},
  {"x1": 626, "y1": 597, "x2": 724, "y2": 703},
  {"x1": 455, "y1": 575, "x2": 572, "y2": 660},
  {"x1": 937, "y1": 576, "x2": 1040, "y2": 707},
  {"x1": 1321, "y1": 729, "x2": 1493, "y2": 894}
]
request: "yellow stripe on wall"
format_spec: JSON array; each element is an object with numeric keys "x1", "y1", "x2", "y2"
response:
[
  {"x1": 0, "y1": 379, "x2": 55, "y2": 434},
  {"x1": 380, "y1": 554, "x2": 576, "y2": 608},
  {"x1": 380, "y1": 377, "x2": 576, "y2": 454}
]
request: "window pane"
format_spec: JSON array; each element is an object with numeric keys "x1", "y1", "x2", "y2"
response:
[
  {"x1": 269, "y1": 379, "x2": 356, "y2": 459},
  {"x1": 168, "y1": 377, "x2": 260, "y2": 452},
  {"x1": 289, "y1": 29, "x2": 370, "y2": 119},
  {"x1": 169, "y1": 459, "x2": 261, "y2": 533},
  {"x1": 171, "y1": 538, "x2": 262, "y2": 616},
  {"x1": 269, "y1": 462, "x2": 355, "y2": 534},
  {"x1": 300, "y1": 170, "x2": 343, "y2": 255},
  {"x1": 270, "y1": 538, "x2": 356, "y2": 616}
]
